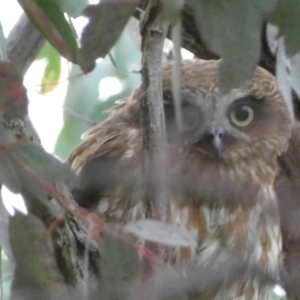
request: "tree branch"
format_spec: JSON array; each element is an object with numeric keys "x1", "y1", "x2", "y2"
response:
[
  {"x1": 7, "y1": 13, "x2": 45, "y2": 75},
  {"x1": 140, "y1": 0, "x2": 171, "y2": 261}
]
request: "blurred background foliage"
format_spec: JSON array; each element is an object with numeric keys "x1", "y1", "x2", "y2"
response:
[{"x1": 54, "y1": 30, "x2": 141, "y2": 159}]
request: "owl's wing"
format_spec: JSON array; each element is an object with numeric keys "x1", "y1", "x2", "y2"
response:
[
  {"x1": 67, "y1": 107, "x2": 141, "y2": 209},
  {"x1": 275, "y1": 120, "x2": 300, "y2": 298}
]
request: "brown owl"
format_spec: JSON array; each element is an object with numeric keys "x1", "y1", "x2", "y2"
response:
[{"x1": 67, "y1": 60, "x2": 292, "y2": 299}]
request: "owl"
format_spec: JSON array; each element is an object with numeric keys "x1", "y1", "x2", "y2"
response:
[{"x1": 67, "y1": 60, "x2": 292, "y2": 299}]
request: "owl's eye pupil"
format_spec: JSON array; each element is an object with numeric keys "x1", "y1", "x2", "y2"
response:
[
  {"x1": 235, "y1": 107, "x2": 250, "y2": 122},
  {"x1": 230, "y1": 105, "x2": 255, "y2": 127}
]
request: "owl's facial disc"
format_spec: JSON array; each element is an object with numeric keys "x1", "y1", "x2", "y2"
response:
[{"x1": 190, "y1": 96, "x2": 259, "y2": 158}]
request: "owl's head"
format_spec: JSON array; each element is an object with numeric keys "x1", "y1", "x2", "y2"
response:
[{"x1": 161, "y1": 60, "x2": 292, "y2": 162}]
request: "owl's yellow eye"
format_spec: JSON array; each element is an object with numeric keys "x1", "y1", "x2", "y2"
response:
[{"x1": 230, "y1": 105, "x2": 255, "y2": 127}]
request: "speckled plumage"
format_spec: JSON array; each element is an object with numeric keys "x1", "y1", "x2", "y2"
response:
[{"x1": 68, "y1": 60, "x2": 292, "y2": 299}]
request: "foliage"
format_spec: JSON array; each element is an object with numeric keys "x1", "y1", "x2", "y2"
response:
[{"x1": 1, "y1": 0, "x2": 300, "y2": 299}]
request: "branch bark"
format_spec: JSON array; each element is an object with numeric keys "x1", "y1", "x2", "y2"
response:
[
  {"x1": 3, "y1": 13, "x2": 101, "y2": 296},
  {"x1": 7, "y1": 13, "x2": 45, "y2": 75},
  {"x1": 140, "y1": 0, "x2": 171, "y2": 261}
]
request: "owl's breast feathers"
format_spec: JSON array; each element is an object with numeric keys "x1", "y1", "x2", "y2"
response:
[{"x1": 68, "y1": 60, "x2": 293, "y2": 299}]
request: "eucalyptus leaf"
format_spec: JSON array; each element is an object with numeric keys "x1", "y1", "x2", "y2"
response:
[
  {"x1": 0, "y1": 142, "x2": 74, "y2": 199},
  {"x1": 162, "y1": 0, "x2": 184, "y2": 25},
  {"x1": 189, "y1": 0, "x2": 265, "y2": 92},
  {"x1": 37, "y1": 43, "x2": 62, "y2": 94},
  {"x1": 18, "y1": 0, "x2": 79, "y2": 63},
  {"x1": 9, "y1": 143, "x2": 74, "y2": 185},
  {"x1": 79, "y1": 0, "x2": 139, "y2": 72},
  {"x1": 56, "y1": 0, "x2": 88, "y2": 18},
  {"x1": 276, "y1": 39, "x2": 294, "y2": 123},
  {"x1": 289, "y1": 54, "x2": 300, "y2": 101},
  {"x1": 0, "y1": 22, "x2": 7, "y2": 61},
  {"x1": 100, "y1": 234, "x2": 139, "y2": 282},
  {"x1": 269, "y1": 0, "x2": 300, "y2": 57},
  {"x1": 9, "y1": 213, "x2": 67, "y2": 298},
  {"x1": 124, "y1": 220, "x2": 197, "y2": 248}
]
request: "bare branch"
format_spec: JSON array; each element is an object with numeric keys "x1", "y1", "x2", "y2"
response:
[
  {"x1": 7, "y1": 13, "x2": 45, "y2": 75},
  {"x1": 140, "y1": 0, "x2": 171, "y2": 261}
]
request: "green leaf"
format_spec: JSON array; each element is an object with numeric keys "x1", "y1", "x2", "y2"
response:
[
  {"x1": 10, "y1": 143, "x2": 74, "y2": 185},
  {"x1": 18, "y1": 0, "x2": 79, "y2": 63},
  {"x1": 79, "y1": 0, "x2": 139, "y2": 72},
  {"x1": 0, "y1": 22, "x2": 7, "y2": 61},
  {"x1": 37, "y1": 43, "x2": 62, "y2": 94},
  {"x1": 9, "y1": 213, "x2": 67, "y2": 297},
  {"x1": 0, "y1": 142, "x2": 74, "y2": 199},
  {"x1": 162, "y1": 0, "x2": 184, "y2": 25},
  {"x1": 100, "y1": 234, "x2": 139, "y2": 282},
  {"x1": 56, "y1": 0, "x2": 88, "y2": 18},
  {"x1": 190, "y1": 0, "x2": 268, "y2": 92},
  {"x1": 268, "y1": 0, "x2": 300, "y2": 56},
  {"x1": 124, "y1": 220, "x2": 197, "y2": 248}
]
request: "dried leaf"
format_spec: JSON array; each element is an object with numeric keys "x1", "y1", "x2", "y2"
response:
[
  {"x1": 79, "y1": 0, "x2": 139, "y2": 73},
  {"x1": 124, "y1": 220, "x2": 197, "y2": 248}
]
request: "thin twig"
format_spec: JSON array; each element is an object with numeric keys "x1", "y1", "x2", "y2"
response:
[{"x1": 140, "y1": 0, "x2": 171, "y2": 262}]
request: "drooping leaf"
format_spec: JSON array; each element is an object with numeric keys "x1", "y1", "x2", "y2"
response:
[
  {"x1": 0, "y1": 61, "x2": 28, "y2": 117},
  {"x1": 9, "y1": 213, "x2": 67, "y2": 298},
  {"x1": 18, "y1": 0, "x2": 79, "y2": 63},
  {"x1": 9, "y1": 143, "x2": 75, "y2": 185},
  {"x1": 37, "y1": 43, "x2": 62, "y2": 94},
  {"x1": 100, "y1": 234, "x2": 139, "y2": 282},
  {"x1": 0, "y1": 150, "x2": 22, "y2": 194},
  {"x1": 0, "y1": 195, "x2": 13, "y2": 260},
  {"x1": 0, "y1": 142, "x2": 74, "y2": 199},
  {"x1": 56, "y1": 0, "x2": 88, "y2": 18},
  {"x1": 79, "y1": 0, "x2": 139, "y2": 73},
  {"x1": 0, "y1": 21, "x2": 7, "y2": 61},
  {"x1": 189, "y1": 0, "x2": 274, "y2": 92},
  {"x1": 289, "y1": 54, "x2": 300, "y2": 101},
  {"x1": 276, "y1": 39, "x2": 294, "y2": 123},
  {"x1": 162, "y1": 0, "x2": 184, "y2": 25},
  {"x1": 268, "y1": 0, "x2": 300, "y2": 57},
  {"x1": 124, "y1": 220, "x2": 197, "y2": 248},
  {"x1": 266, "y1": 23, "x2": 279, "y2": 56}
]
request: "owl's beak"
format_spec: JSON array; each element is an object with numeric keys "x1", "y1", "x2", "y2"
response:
[
  {"x1": 193, "y1": 126, "x2": 225, "y2": 158},
  {"x1": 207, "y1": 126, "x2": 225, "y2": 157}
]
